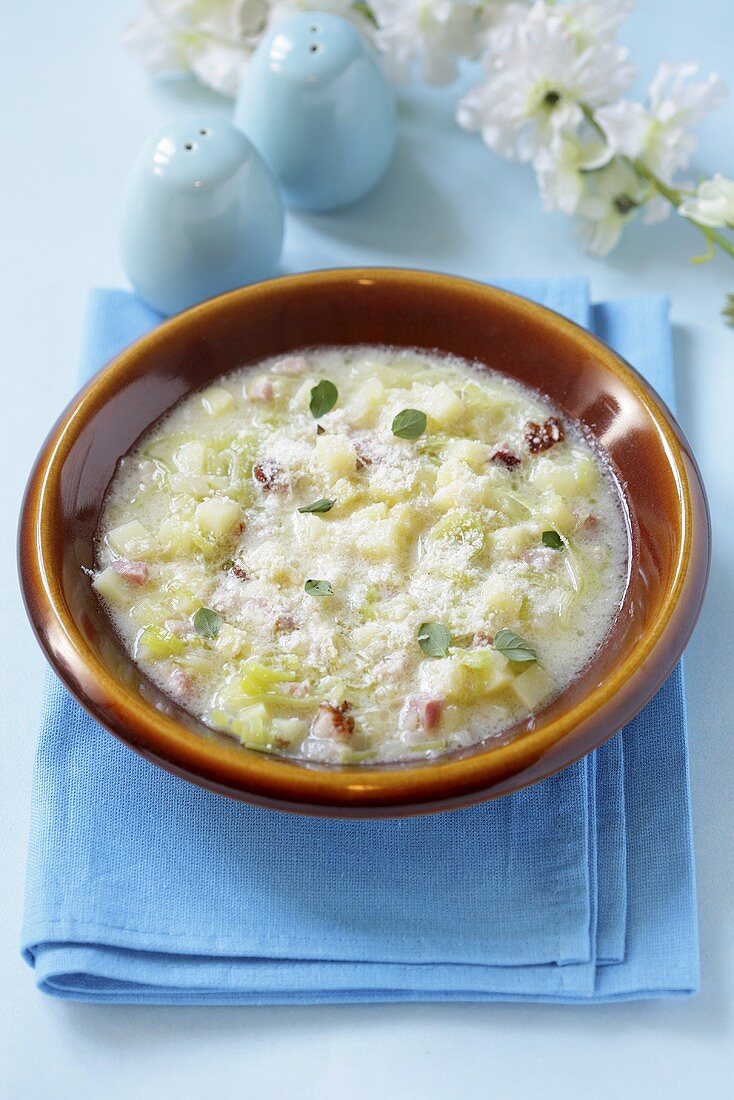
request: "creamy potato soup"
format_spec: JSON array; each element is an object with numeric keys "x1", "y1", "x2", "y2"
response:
[{"x1": 93, "y1": 346, "x2": 628, "y2": 764}]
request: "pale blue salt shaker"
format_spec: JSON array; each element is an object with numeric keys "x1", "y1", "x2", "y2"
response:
[
  {"x1": 234, "y1": 12, "x2": 396, "y2": 212},
  {"x1": 121, "y1": 118, "x2": 284, "y2": 316}
]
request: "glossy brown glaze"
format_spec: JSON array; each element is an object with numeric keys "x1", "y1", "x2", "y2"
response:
[{"x1": 18, "y1": 270, "x2": 710, "y2": 816}]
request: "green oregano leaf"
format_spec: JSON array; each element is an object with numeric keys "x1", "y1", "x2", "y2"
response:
[
  {"x1": 541, "y1": 530, "x2": 564, "y2": 550},
  {"x1": 193, "y1": 607, "x2": 223, "y2": 639},
  {"x1": 305, "y1": 579, "x2": 333, "y2": 596},
  {"x1": 392, "y1": 408, "x2": 427, "y2": 440},
  {"x1": 298, "y1": 498, "x2": 335, "y2": 514},
  {"x1": 309, "y1": 380, "x2": 338, "y2": 418},
  {"x1": 417, "y1": 621, "x2": 451, "y2": 658},
  {"x1": 493, "y1": 628, "x2": 537, "y2": 664}
]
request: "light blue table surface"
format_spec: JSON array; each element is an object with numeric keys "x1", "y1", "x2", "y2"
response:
[{"x1": 2, "y1": 2, "x2": 733, "y2": 1096}]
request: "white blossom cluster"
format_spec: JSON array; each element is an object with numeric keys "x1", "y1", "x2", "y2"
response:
[{"x1": 125, "y1": 0, "x2": 733, "y2": 262}]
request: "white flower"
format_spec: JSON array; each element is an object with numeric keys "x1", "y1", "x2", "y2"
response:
[
  {"x1": 575, "y1": 158, "x2": 644, "y2": 255},
  {"x1": 124, "y1": 0, "x2": 371, "y2": 97},
  {"x1": 124, "y1": 0, "x2": 272, "y2": 96},
  {"x1": 371, "y1": 1, "x2": 479, "y2": 86},
  {"x1": 457, "y1": 1, "x2": 635, "y2": 163},
  {"x1": 559, "y1": 0, "x2": 635, "y2": 48},
  {"x1": 476, "y1": 2, "x2": 531, "y2": 51},
  {"x1": 679, "y1": 174, "x2": 734, "y2": 228},
  {"x1": 534, "y1": 128, "x2": 610, "y2": 215},
  {"x1": 596, "y1": 62, "x2": 726, "y2": 183}
]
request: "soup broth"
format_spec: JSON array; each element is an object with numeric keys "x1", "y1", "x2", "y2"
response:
[{"x1": 93, "y1": 346, "x2": 629, "y2": 764}]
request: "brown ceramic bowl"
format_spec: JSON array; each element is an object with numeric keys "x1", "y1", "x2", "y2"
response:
[{"x1": 19, "y1": 269, "x2": 709, "y2": 816}]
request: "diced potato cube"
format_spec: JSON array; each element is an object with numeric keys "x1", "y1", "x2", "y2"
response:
[
  {"x1": 315, "y1": 434, "x2": 357, "y2": 478},
  {"x1": 432, "y1": 459, "x2": 494, "y2": 512},
  {"x1": 331, "y1": 477, "x2": 363, "y2": 509},
  {"x1": 200, "y1": 386, "x2": 234, "y2": 416},
  {"x1": 296, "y1": 512, "x2": 331, "y2": 549},
  {"x1": 530, "y1": 459, "x2": 584, "y2": 498},
  {"x1": 482, "y1": 574, "x2": 523, "y2": 618},
  {"x1": 349, "y1": 377, "x2": 384, "y2": 426},
  {"x1": 444, "y1": 438, "x2": 492, "y2": 472},
  {"x1": 271, "y1": 717, "x2": 308, "y2": 746},
  {"x1": 539, "y1": 497, "x2": 576, "y2": 535},
  {"x1": 420, "y1": 658, "x2": 467, "y2": 700},
  {"x1": 489, "y1": 523, "x2": 537, "y2": 556},
  {"x1": 424, "y1": 381, "x2": 465, "y2": 427},
  {"x1": 356, "y1": 502, "x2": 416, "y2": 561},
  {"x1": 174, "y1": 440, "x2": 208, "y2": 475},
  {"x1": 195, "y1": 498, "x2": 241, "y2": 539},
  {"x1": 359, "y1": 521, "x2": 395, "y2": 561},
  {"x1": 435, "y1": 458, "x2": 468, "y2": 490},
  {"x1": 107, "y1": 520, "x2": 152, "y2": 559},
  {"x1": 92, "y1": 565, "x2": 129, "y2": 603},
  {"x1": 460, "y1": 647, "x2": 514, "y2": 696},
  {"x1": 511, "y1": 663, "x2": 555, "y2": 709},
  {"x1": 422, "y1": 648, "x2": 512, "y2": 704},
  {"x1": 432, "y1": 481, "x2": 490, "y2": 513},
  {"x1": 158, "y1": 516, "x2": 195, "y2": 554},
  {"x1": 390, "y1": 502, "x2": 419, "y2": 537},
  {"x1": 354, "y1": 502, "x2": 389, "y2": 525},
  {"x1": 430, "y1": 485, "x2": 455, "y2": 513},
  {"x1": 291, "y1": 378, "x2": 313, "y2": 411},
  {"x1": 574, "y1": 455, "x2": 599, "y2": 493}
]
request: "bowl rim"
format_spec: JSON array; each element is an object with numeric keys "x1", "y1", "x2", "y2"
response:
[{"x1": 18, "y1": 267, "x2": 710, "y2": 816}]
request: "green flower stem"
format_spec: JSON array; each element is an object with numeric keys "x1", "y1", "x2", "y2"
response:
[
  {"x1": 580, "y1": 102, "x2": 733, "y2": 318},
  {"x1": 353, "y1": 2, "x2": 378, "y2": 26},
  {"x1": 581, "y1": 101, "x2": 734, "y2": 265},
  {"x1": 631, "y1": 157, "x2": 734, "y2": 262}
]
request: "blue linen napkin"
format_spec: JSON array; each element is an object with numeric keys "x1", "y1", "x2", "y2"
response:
[{"x1": 21, "y1": 278, "x2": 699, "y2": 1003}]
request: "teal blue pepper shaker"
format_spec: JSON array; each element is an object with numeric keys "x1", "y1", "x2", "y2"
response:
[
  {"x1": 121, "y1": 118, "x2": 284, "y2": 316},
  {"x1": 234, "y1": 12, "x2": 396, "y2": 212}
]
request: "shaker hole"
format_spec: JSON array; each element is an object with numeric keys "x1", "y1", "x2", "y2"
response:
[
  {"x1": 184, "y1": 142, "x2": 195, "y2": 151},
  {"x1": 309, "y1": 43, "x2": 321, "y2": 53},
  {"x1": 198, "y1": 128, "x2": 210, "y2": 136},
  {"x1": 310, "y1": 24, "x2": 320, "y2": 32}
]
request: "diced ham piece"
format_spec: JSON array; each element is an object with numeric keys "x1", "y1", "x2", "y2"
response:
[
  {"x1": 274, "y1": 613, "x2": 297, "y2": 633},
  {"x1": 310, "y1": 701, "x2": 354, "y2": 742},
  {"x1": 406, "y1": 693, "x2": 445, "y2": 733},
  {"x1": 111, "y1": 558, "x2": 149, "y2": 586},
  {"x1": 165, "y1": 618, "x2": 190, "y2": 638},
  {"x1": 472, "y1": 631, "x2": 493, "y2": 648},
  {"x1": 354, "y1": 442, "x2": 374, "y2": 470},
  {"x1": 163, "y1": 664, "x2": 194, "y2": 700},
  {"x1": 491, "y1": 448, "x2": 521, "y2": 470},
  {"x1": 249, "y1": 376, "x2": 274, "y2": 403},
  {"x1": 252, "y1": 460, "x2": 287, "y2": 492},
  {"x1": 523, "y1": 547, "x2": 558, "y2": 569},
  {"x1": 271, "y1": 355, "x2": 308, "y2": 376},
  {"x1": 284, "y1": 680, "x2": 310, "y2": 698},
  {"x1": 583, "y1": 514, "x2": 599, "y2": 531},
  {"x1": 525, "y1": 417, "x2": 565, "y2": 453}
]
